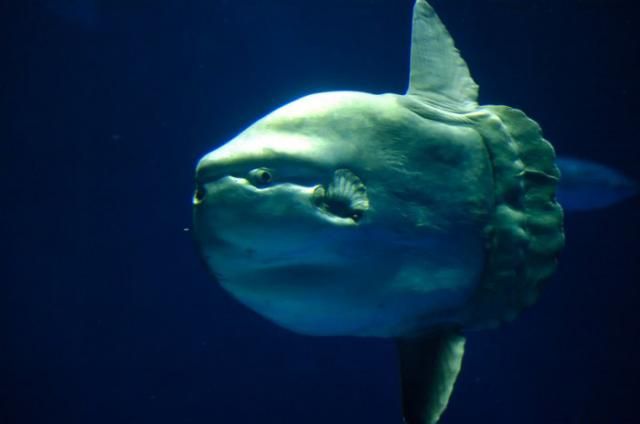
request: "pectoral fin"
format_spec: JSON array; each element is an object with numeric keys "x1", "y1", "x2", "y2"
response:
[
  {"x1": 556, "y1": 157, "x2": 638, "y2": 211},
  {"x1": 396, "y1": 330, "x2": 466, "y2": 424}
]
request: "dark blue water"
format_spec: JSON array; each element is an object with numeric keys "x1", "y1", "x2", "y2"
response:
[{"x1": 2, "y1": 1, "x2": 638, "y2": 423}]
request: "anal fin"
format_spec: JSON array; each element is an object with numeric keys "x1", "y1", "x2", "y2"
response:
[{"x1": 396, "y1": 329, "x2": 466, "y2": 424}]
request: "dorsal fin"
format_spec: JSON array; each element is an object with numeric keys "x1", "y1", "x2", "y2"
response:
[{"x1": 406, "y1": 0, "x2": 479, "y2": 113}]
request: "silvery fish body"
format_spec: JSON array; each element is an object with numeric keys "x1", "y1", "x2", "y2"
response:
[{"x1": 192, "y1": 1, "x2": 564, "y2": 423}]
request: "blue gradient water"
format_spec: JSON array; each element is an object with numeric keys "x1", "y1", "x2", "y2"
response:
[{"x1": 2, "y1": 1, "x2": 638, "y2": 423}]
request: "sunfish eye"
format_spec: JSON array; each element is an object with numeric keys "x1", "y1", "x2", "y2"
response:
[{"x1": 249, "y1": 168, "x2": 273, "y2": 186}]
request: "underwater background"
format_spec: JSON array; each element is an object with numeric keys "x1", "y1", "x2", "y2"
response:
[{"x1": 2, "y1": 0, "x2": 639, "y2": 423}]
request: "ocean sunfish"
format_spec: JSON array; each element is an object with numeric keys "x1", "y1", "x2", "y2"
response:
[{"x1": 192, "y1": 1, "x2": 564, "y2": 423}]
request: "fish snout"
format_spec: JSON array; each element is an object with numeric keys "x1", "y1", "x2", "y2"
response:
[{"x1": 193, "y1": 175, "x2": 321, "y2": 238}]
